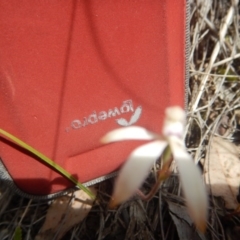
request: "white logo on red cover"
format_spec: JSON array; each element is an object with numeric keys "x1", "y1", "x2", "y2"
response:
[{"x1": 66, "y1": 100, "x2": 142, "y2": 131}]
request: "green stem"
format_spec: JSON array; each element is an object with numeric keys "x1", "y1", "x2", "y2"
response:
[{"x1": 0, "y1": 129, "x2": 95, "y2": 199}]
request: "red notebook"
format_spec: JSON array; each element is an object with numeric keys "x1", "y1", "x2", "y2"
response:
[{"x1": 0, "y1": 0, "x2": 188, "y2": 198}]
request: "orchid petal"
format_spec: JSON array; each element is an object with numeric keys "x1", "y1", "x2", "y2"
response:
[
  {"x1": 162, "y1": 106, "x2": 186, "y2": 138},
  {"x1": 100, "y1": 126, "x2": 159, "y2": 144},
  {"x1": 168, "y1": 136, "x2": 208, "y2": 232},
  {"x1": 165, "y1": 106, "x2": 186, "y2": 123},
  {"x1": 110, "y1": 140, "x2": 168, "y2": 207}
]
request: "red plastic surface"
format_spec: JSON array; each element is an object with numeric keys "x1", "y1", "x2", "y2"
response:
[{"x1": 0, "y1": 0, "x2": 186, "y2": 195}]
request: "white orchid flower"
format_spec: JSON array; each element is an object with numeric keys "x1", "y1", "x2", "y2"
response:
[{"x1": 101, "y1": 106, "x2": 208, "y2": 232}]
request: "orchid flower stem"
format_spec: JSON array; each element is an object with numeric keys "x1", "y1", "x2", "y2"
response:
[
  {"x1": 0, "y1": 128, "x2": 95, "y2": 199},
  {"x1": 162, "y1": 146, "x2": 172, "y2": 164},
  {"x1": 137, "y1": 157, "x2": 173, "y2": 201}
]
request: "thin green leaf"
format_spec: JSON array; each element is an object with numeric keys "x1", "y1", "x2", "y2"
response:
[
  {"x1": 13, "y1": 226, "x2": 22, "y2": 240},
  {"x1": 0, "y1": 129, "x2": 95, "y2": 199}
]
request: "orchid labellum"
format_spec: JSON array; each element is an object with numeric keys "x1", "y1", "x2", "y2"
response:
[{"x1": 101, "y1": 106, "x2": 208, "y2": 232}]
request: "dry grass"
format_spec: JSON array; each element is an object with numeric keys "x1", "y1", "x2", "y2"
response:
[{"x1": 1, "y1": 0, "x2": 240, "y2": 239}]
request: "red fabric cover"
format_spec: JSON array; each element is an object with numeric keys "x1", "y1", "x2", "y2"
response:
[{"x1": 0, "y1": 0, "x2": 186, "y2": 195}]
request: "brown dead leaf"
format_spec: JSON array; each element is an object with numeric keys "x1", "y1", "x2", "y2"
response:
[
  {"x1": 204, "y1": 136, "x2": 240, "y2": 209},
  {"x1": 35, "y1": 187, "x2": 96, "y2": 240}
]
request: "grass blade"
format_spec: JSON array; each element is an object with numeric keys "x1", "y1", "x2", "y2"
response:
[{"x1": 0, "y1": 129, "x2": 95, "y2": 199}]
